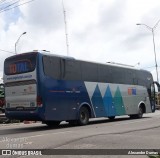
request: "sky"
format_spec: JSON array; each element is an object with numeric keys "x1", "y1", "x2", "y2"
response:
[{"x1": 1, "y1": 0, "x2": 160, "y2": 83}]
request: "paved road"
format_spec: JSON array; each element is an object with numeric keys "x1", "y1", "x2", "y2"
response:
[{"x1": 0, "y1": 111, "x2": 160, "y2": 158}]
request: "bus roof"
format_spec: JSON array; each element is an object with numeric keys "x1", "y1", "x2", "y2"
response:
[{"x1": 5, "y1": 50, "x2": 149, "y2": 73}]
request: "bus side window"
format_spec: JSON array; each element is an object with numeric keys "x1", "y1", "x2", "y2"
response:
[
  {"x1": 98, "y1": 64, "x2": 112, "y2": 83},
  {"x1": 81, "y1": 61, "x2": 98, "y2": 82},
  {"x1": 43, "y1": 56, "x2": 61, "y2": 80},
  {"x1": 63, "y1": 59, "x2": 82, "y2": 81}
]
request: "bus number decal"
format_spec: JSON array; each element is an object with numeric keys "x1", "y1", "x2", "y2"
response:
[{"x1": 9, "y1": 64, "x2": 16, "y2": 74}]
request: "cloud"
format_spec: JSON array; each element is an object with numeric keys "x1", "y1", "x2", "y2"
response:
[
  {"x1": 20, "y1": 0, "x2": 64, "y2": 31},
  {"x1": 1, "y1": 0, "x2": 160, "y2": 82},
  {"x1": 98, "y1": 0, "x2": 127, "y2": 31},
  {"x1": 3, "y1": 7, "x2": 21, "y2": 31}
]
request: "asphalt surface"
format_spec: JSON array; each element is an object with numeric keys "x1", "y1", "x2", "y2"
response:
[{"x1": 0, "y1": 111, "x2": 160, "y2": 158}]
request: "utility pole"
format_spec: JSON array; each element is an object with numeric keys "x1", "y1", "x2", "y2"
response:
[
  {"x1": 62, "y1": 0, "x2": 69, "y2": 56},
  {"x1": 137, "y1": 20, "x2": 160, "y2": 82}
]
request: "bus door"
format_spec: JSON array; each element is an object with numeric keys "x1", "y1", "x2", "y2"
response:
[
  {"x1": 153, "y1": 81, "x2": 160, "y2": 110},
  {"x1": 150, "y1": 83, "x2": 155, "y2": 112}
]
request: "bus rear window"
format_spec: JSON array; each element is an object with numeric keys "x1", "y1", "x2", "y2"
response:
[{"x1": 4, "y1": 53, "x2": 37, "y2": 75}]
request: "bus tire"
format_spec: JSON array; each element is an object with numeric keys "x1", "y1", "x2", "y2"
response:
[
  {"x1": 130, "y1": 106, "x2": 143, "y2": 119},
  {"x1": 129, "y1": 115, "x2": 136, "y2": 119},
  {"x1": 78, "y1": 106, "x2": 89, "y2": 126},
  {"x1": 136, "y1": 106, "x2": 143, "y2": 118},
  {"x1": 108, "y1": 116, "x2": 115, "y2": 121},
  {"x1": 45, "y1": 121, "x2": 61, "y2": 127}
]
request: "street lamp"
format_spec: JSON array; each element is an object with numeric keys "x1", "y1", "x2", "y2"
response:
[
  {"x1": 136, "y1": 20, "x2": 160, "y2": 82},
  {"x1": 15, "y1": 32, "x2": 26, "y2": 54}
]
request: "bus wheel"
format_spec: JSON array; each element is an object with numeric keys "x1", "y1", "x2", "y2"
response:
[
  {"x1": 129, "y1": 115, "x2": 136, "y2": 119},
  {"x1": 108, "y1": 116, "x2": 115, "y2": 121},
  {"x1": 130, "y1": 106, "x2": 143, "y2": 119},
  {"x1": 78, "y1": 107, "x2": 89, "y2": 126},
  {"x1": 45, "y1": 121, "x2": 61, "y2": 127},
  {"x1": 136, "y1": 106, "x2": 143, "y2": 118}
]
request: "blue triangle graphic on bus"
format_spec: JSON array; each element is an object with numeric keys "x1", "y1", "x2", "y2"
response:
[
  {"x1": 91, "y1": 84, "x2": 106, "y2": 117},
  {"x1": 103, "y1": 86, "x2": 116, "y2": 116},
  {"x1": 113, "y1": 86, "x2": 126, "y2": 115}
]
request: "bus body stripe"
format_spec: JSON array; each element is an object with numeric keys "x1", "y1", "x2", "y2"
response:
[{"x1": 84, "y1": 82, "x2": 150, "y2": 117}]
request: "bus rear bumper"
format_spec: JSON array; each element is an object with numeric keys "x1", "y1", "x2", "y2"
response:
[{"x1": 5, "y1": 110, "x2": 44, "y2": 121}]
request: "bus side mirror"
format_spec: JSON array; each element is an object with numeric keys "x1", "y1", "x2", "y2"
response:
[{"x1": 153, "y1": 81, "x2": 160, "y2": 92}]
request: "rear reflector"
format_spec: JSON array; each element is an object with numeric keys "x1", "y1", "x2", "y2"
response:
[{"x1": 37, "y1": 96, "x2": 43, "y2": 107}]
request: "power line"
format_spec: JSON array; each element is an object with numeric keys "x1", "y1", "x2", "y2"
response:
[
  {"x1": 0, "y1": 0, "x2": 20, "y2": 9},
  {"x1": 0, "y1": 0, "x2": 35, "y2": 13},
  {"x1": 0, "y1": 49, "x2": 15, "y2": 54},
  {"x1": 0, "y1": 0, "x2": 20, "y2": 7},
  {"x1": 142, "y1": 66, "x2": 160, "y2": 69},
  {"x1": 0, "y1": 0, "x2": 20, "y2": 11},
  {"x1": 0, "y1": 0, "x2": 34, "y2": 13},
  {"x1": 0, "y1": 0, "x2": 17, "y2": 5},
  {"x1": 0, "y1": 0, "x2": 8, "y2": 4}
]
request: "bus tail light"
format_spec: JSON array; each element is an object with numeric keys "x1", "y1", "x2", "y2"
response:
[{"x1": 37, "y1": 96, "x2": 43, "y2": 107}]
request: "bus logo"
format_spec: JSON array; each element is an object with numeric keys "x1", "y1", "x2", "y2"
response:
[
  {"x1": 128, "y1": 88, "x2": 136, "y2": 95},
  {"x1": 9, "y1": 62, "x2": 28, "y2": 74}
]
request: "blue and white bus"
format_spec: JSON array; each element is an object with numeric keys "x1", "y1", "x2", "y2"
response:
[{"x1": 3, "y1": 51, "x2": 156, "y2": 126}]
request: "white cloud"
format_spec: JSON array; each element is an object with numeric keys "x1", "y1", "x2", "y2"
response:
[
  {"x1": 20, "y1": 0, "x2": 64, "y2": 31},
  {"x1": 1, "y1": 0, "x2": 160, "y2": 82}
]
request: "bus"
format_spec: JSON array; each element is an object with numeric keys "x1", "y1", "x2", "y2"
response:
[{"x1": 3, "y1": 51, "x2": 156, "y2": 127}]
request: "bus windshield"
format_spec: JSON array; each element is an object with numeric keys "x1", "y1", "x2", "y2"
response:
[{"x1": 4, "y1": 53, "x2": 37, "y2": 75}]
